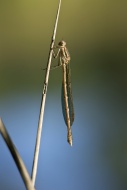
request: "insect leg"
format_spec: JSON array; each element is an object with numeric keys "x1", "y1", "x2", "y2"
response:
[{"x1": 52, "y1": 48, "x2": 60, "y2": 59}]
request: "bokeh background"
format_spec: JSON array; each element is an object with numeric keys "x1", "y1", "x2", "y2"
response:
[{"x1": 0, "y1": 0, "x2": 127, "y2": 190}]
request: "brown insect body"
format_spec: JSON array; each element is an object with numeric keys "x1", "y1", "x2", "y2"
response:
[{"x1": 53, "y1": 41, "x2": 74, "y2": 146}]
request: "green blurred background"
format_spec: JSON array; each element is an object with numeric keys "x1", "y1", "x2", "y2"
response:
[{"x1": 0, "y1": 0, "x2": 127, "y2": 190}]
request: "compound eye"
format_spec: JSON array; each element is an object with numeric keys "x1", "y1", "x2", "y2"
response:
[{"x1": 58, "y1": 41, "x2": 66, "y2": 46}]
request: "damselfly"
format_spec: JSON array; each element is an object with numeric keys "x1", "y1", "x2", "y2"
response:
[{"x1": 52, "y1": 41, "x2": 74, "y2": 146}]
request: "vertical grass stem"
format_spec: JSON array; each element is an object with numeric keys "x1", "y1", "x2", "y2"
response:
[{"x1": 31, "y1": 0, "x2": 62, "y2": 186}]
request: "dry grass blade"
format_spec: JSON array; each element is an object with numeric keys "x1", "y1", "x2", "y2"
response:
[
  {"x1": 31, "y1": 0, "x2": 62, "y2": 186},
  {"x1": 0, "y1": 118, "x2": 36, "y2": 190}
]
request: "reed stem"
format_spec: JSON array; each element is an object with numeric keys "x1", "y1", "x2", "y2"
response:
[{"x1": 31, "y1": 0, "x2": 62, "y2": 186}]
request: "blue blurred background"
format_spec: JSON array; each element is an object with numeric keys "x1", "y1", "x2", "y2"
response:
[{"x1": 0, "y1": 0, "x2": 127, "y2": 190}]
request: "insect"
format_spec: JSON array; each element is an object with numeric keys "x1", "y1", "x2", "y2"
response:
[{"x1": 52, "y1": 41, "x2": 74, "y2": 146}]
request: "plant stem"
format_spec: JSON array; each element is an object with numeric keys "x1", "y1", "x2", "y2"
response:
[
  {"x1": 31, "y1": 0, "x2": 62, "y2": 186},
  {"x1": 0, "y1": 118, "x2": 35, "y2": 190}
]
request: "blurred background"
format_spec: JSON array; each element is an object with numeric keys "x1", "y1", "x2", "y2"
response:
[{"x1": 0, "y1": 0, "x2": 127, "y2": 189}]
